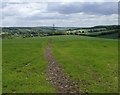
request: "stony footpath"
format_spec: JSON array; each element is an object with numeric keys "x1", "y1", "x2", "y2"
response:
[{"x1": 45, "y1": 42, "x2": 81, "y2": 94}]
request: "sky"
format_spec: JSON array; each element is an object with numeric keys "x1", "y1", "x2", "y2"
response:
[{"x1": 0, "y1": 0, "x2": 119, "y2": 27}]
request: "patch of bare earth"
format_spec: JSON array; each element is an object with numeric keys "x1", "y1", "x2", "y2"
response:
[{"x1": 45, "y1": 42, "x2": 82, "y2": 94}]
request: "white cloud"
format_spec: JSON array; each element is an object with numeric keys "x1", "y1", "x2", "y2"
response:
[
  {"x1": 2, "y1": 3, "x2": 47, "y2": 17},
  {"x1": 1, "y1": 2, "x2": 118, "y2": 27},
  {"x1": 2, "y1": 0, "x2": 119, "y2": 2}
]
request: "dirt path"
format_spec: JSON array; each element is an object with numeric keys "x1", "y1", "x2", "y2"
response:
[{"x1": 45, "y1": 41, "x2": 80, "y2": 94}]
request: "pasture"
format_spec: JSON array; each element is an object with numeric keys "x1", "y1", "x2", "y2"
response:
[
  {"x1": 51, "y1": 35, "x2": 118, "y2": 93},
  {"x1": 2, "y1": 37, "x2": 56, "y2": 93},
  {"x1": 2, "y1": 35, "x2": 118, "y2": 93},
  {"x1": 0, "y1": 39, "x2": 2, "y2": 94}
]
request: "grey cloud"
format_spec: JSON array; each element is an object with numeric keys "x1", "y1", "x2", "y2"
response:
[
  {"x1": 47, "y1": 2, "x2": 118, "y2": 15},
  {"x1": 20, "y1": 13, "x2": 70, "y2": 20},
  {"x1": 1, "y1": 2, "x2": 118, "y2": 27}
]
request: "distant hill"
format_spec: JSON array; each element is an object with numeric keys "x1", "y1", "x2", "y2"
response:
[
  {"x1": 1, "y1": 25, "x2": 120, "y2": 39},
  {"x1": 92, "y1": 25, "x2": 120, "y2": 30}
]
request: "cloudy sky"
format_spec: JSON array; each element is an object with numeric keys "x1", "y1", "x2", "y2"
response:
[{"x1": 1, "y1": 0, "x2": 119, "y2": 27}]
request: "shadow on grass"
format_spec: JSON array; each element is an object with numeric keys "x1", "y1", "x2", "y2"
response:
[{"x1": 94, "y1": 33, "x2": 119, "y2": 40}]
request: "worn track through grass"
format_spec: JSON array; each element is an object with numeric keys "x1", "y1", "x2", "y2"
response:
[{"x1": 45, "y1": 40, "x2": 80, "y2": 94}]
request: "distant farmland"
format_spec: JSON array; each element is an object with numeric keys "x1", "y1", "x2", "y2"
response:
[{"x1": 1, "y1": 25, "x2": 120, "y2": 39}]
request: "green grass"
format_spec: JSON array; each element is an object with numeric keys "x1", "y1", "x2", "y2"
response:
[
  {"x1": 51, "y1": 35, "x2": 118, "y2": 93},
  {"x1": 2, "y1": 35, "x2": 118, "y2": 93},
  {"x1": 96, "y1": 33, "x2": 118, "y2": 39},
  {"x1": 0, "y1": 39, "x2": 2, "y2": 94},
  {"x1": 2, "y1": 37, "x2": 56, "y2": 93}
]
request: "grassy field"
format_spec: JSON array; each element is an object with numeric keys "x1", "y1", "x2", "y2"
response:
[
  {"x1": 0, "y1": 39, "x2": 2, "y2": 94},
  {"x1": 51, "y1": 35, "x2": 118, "y2": 93},
  {"x1": 2, "y1": 35, "x2": 118, "y2": 93},
  {"x1": 95, "y1": 33, "x2": 118, "y2": 39},
  {"x1": 2, "y1": 37, "x2": 56, "y2": 93}
]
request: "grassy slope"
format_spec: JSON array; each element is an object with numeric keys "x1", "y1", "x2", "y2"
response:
[
  {"x1": 51, "y1": 35, "x2": 118, "y2": 93},
  {"x1": 2, "y1": 37, "x2": 56, "y2": 93},
  {"x1": 2, "y1": 35, "x2": 118, "y2": 93},
  {"x1": 95, "y1": 33, "x2": 118, "y2": 39},
  {"x1": 0, "y1": 39, "x2": 2, "y2": 94}
]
